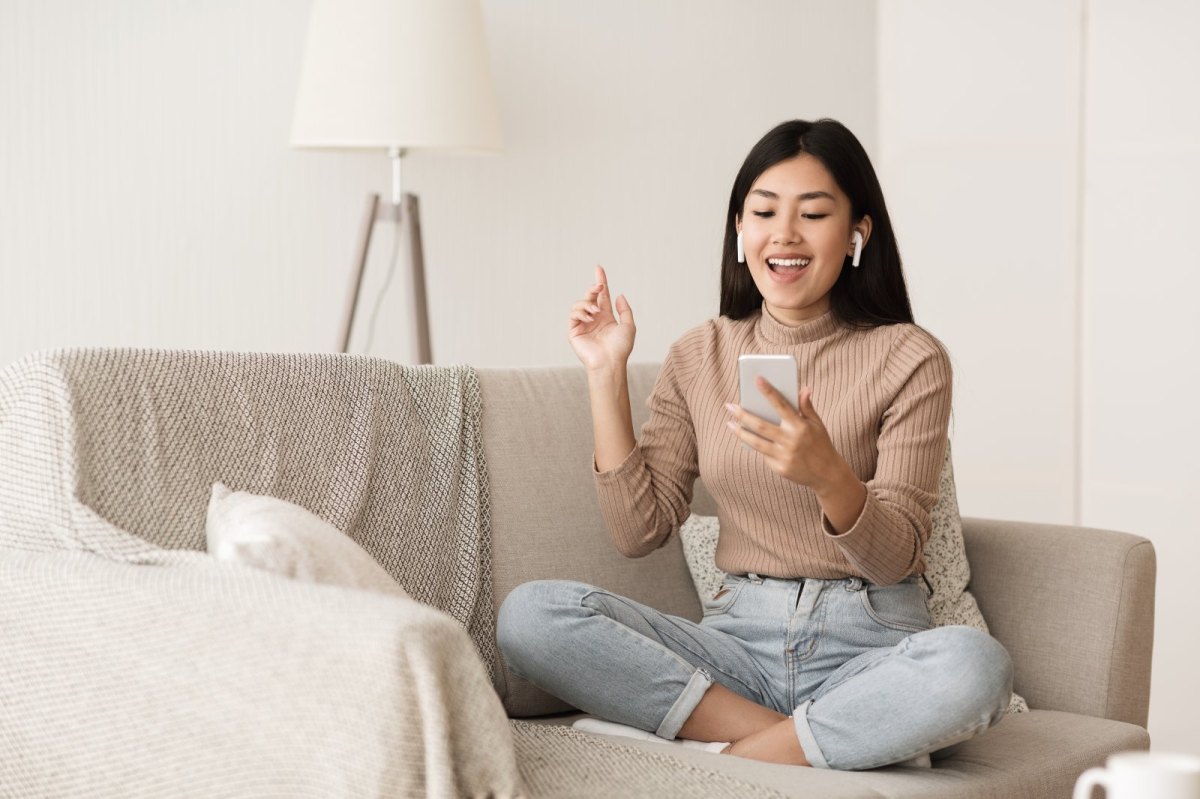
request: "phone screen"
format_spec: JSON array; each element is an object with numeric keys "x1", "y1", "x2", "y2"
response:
[{"x1": 738, "y1": 354, "x2": 799, "y2": 426}]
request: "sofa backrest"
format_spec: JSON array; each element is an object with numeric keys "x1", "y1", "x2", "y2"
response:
[{"x1": 479, "y1": 363, "x2": 716, "y2": 716}]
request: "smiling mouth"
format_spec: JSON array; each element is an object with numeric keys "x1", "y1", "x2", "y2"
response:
[{"x1": 767, "y1": 257, "x2": 811, "y2": 274}]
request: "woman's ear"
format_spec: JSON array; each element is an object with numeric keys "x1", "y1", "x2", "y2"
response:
[
  {"x1": 848, "y1": 215, "x2": 873, "y2": 255},
  {"x1": 856, "y1": 215, "x2": 873, "y2": 248}
]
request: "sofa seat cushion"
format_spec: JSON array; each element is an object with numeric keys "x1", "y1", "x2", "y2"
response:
[{"x1": 523, "y1": 710, "x2": 1148, "y2": 798}]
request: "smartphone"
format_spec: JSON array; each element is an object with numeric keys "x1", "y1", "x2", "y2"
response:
[{"x1": 738, "y1": 354, "x2": 799, "y2": 426}]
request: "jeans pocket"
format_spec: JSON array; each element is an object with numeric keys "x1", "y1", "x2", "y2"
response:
[
  {"x1": 859, "y1": 579, "x2": 932, "y2": 633},
  {"x1": 702, "y1": 577, "x2": 745, "y2": 616}
]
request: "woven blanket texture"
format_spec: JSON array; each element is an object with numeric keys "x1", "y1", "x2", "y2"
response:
[
  {"x1": 0, "y1": 349, "x2": 517, "y2": 796},
  {"x1": 0, "y1": 549, "x2": 521, "y2": 798},
  {"x1": 0, "y1": 348, "x2": 498, "y2": 681}
]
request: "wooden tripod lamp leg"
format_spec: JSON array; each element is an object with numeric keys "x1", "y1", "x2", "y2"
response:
[
  {"x1": 340, "y1": 192, "x2": 380, "y2": 354},
  {"x1": 405, "y1": 193, "x2": 432, "y2": 364}
]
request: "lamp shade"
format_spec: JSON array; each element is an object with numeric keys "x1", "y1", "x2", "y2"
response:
[{"x1": 290, "y1": 0, "x2": 502, "y2": 152}]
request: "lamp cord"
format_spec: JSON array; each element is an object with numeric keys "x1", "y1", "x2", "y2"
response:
[{"x1": 361, "y1": 204, "x2": 402, "y2": 356}]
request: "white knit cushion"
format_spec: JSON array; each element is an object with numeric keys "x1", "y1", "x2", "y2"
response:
[
  {"x1": 680, "y1": 445, "x2": 1028, "y2": 714},
  {"x1": 206, "y1": 482, "x2": 409, "y2": 598}
]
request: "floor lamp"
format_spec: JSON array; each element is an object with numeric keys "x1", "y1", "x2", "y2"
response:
[{"x1": 289, "y1": 0, "x2": 503, "y2": 361}]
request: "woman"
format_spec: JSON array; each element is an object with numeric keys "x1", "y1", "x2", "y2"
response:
[{"x1": 497, "y1": 119, "x2": 1013, "y2": 770}]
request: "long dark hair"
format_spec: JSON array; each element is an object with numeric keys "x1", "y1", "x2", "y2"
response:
[{"x1": 719, "y1": 119, "x2": 914, "y2": 328}]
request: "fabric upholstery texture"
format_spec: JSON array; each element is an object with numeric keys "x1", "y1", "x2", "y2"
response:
[
  {"x1": 205, "y1": 482, "x2": 410, "y2": 598},
  {"x1": 530, "y1": 709, "x2": 1149, "y2": 798},
  {"x1": 961, "y1": 517, "x2": 1156, "y2": 727},
  {"x1": 0, "y1": 548, "x2": 521, "y2": 798},
  {"x1": 0, "y1": 350, "x2": 513, "y2": 796},
  {"x1": 511, "y1": 721, "x2": 788, "y2": 798},
  {"x1": 480, "y1": 364, "x2": 705, "y2": 716},
  {"x1": 0, "y1": 348, "x2": 497, "y2": 681}
]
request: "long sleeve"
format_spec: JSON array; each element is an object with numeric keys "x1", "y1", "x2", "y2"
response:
[
  {"x1": 593, "y1": 341, "x2": 700, "y2": 558},
  {"x1": 821, "y1": 333, "x2": 953, "y2": 585}
]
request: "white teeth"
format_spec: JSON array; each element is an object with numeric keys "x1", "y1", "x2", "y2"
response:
[{"x1": 767, "y1": 258, "x2": 810, "y2": 267}]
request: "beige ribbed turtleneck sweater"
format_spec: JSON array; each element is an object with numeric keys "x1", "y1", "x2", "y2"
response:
[{"x1": 594, "y1": 306, "x2": 952, "y2": 586}]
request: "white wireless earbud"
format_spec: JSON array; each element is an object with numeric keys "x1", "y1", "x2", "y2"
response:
[
  {"x1": 736, "y1": 231, "x2": 745, "y2": 263},
  {"x1": 851, "y1": 230, "x2": 863, "y2": 268}
]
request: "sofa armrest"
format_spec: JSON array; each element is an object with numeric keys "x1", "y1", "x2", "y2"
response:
[
  {"x1": 0, "y1": 548, "x2": 521, "y2": 797},
  {"x1": 961, "y1": 517, "x2": 1155, "y2": 727}
]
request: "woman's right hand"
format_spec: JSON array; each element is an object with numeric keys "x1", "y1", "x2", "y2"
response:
[{"x1": 568, "y1": 265, "x2": 636, "y2": 372}]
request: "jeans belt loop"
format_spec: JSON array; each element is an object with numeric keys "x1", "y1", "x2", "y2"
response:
[{"x1": 747, "y1": 572, "x2": 764, "y2": 584}]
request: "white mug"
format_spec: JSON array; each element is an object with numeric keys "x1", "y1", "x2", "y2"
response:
[{"x1": 1074, "y1": 752, "x2": 1200, "y2": 799}]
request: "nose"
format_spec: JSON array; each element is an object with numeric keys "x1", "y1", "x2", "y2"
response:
[{"x1": 771, "y1": 214, "x2": 802, "y2": 245}]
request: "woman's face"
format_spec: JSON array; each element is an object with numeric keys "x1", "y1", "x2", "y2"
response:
[{"x1": 737, "y1": 154, "x2": 869, "y2": 324}]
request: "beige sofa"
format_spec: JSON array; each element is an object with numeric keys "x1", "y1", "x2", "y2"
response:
[
  {"x1": 480, "y1": 363, "x2": 1156, "y2": 797},
  {"x1": 0, "y1": 351, "x2": 1154, "y2": 798}
]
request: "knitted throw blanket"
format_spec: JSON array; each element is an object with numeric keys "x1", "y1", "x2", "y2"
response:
[{"x1": 0, "y1": 348, "x2": 498, "y2": 681}]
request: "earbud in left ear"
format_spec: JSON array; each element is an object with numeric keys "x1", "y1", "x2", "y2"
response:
[{"x1": 851, "y1": 230, "x2": 864, "y2": 268}]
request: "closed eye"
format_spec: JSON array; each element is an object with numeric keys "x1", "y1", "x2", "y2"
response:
[{"x1": 751, "y1": 211, "x2": 829, "y2": 219}]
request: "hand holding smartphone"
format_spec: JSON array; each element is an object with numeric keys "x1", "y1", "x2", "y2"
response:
[{"x1": 737, "y1": 354, "x2": 799, "y2": 426}]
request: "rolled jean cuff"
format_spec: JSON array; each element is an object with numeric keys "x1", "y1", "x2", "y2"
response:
[
  {"x1": 792, "y1": 700, "x2": 831, "y2": 769},
  {"x1": 655, "y1": 667, "x2": 714, "y2": 740}
]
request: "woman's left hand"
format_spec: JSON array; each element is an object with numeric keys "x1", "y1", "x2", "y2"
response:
[{"x1": 724, "y1": 378, "x2": 845, "y2": 492}]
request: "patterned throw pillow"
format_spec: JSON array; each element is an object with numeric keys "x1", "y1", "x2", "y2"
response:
[{"x1": 679, "y1": 444, "x2": 1028, "y2": 715}]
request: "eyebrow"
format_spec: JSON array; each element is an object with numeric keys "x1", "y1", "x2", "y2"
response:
[{"x1": 750, "y1": 189, "x2": 835, "y2": 201}]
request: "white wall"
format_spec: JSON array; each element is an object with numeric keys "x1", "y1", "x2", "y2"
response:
[
  {"x1": 1081, "y1": 0, "x2": 1200, "y2": 757},
  {"x1": 0, "y1": 0, "x2": 377, "y2": 359},
  {"x1": 358, "y1": 0, "x2": 879, "y2": 366},
  {"x1": 877, "y1": 0, "x2": 1084, "y2": 527},
  {"x1": 878, "y1": 0, "x2": 1199, "y2": 755},
  {"x1": 0, "y1": 0, "x2": 876, "y2": 371}
]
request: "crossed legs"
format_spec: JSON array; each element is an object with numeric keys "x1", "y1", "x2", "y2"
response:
[
  {"x1": 677, "y1": 682, "x2": 809, "y2": 765},
  {"x1": 497, "y1": 579, "x2": 1011, "y2": 770}
]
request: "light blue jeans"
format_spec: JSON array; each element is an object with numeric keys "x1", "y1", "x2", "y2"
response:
[{"x1": 497, "y1": 573, "x2": 1013, "y2": 770}]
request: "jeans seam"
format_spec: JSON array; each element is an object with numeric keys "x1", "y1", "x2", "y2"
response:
[
  {"x1": 657, "y1": 624, "x2": 767, "y2": 704},
  {"x1": 579, "y1": 589, "x2": 766, "y2": 705},
  {"x1": 578, "y1": 590, "x2": 702, "y2": 675},
  {"x1": 809, "y1": 634, "x2": 915, "y2": 706}
]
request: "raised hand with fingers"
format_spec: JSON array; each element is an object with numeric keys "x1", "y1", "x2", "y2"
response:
[{"x1": 568, "y1": 265, "x2": 636, "y2": 372}]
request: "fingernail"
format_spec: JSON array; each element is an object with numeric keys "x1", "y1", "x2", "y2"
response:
[
  {"x1": 724, "y1": 402, "x2": 737, "y2": 414},
  {"x1": 726, "y1": 420, "x2": 738, "y2": 431},
  {"x1": 589, "y1": 305, "x2": 600, "y2": 313}
]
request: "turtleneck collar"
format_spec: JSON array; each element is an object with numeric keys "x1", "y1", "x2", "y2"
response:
[{"x1": 754, "y1": 303, "x2": 842, "y2": 345}]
